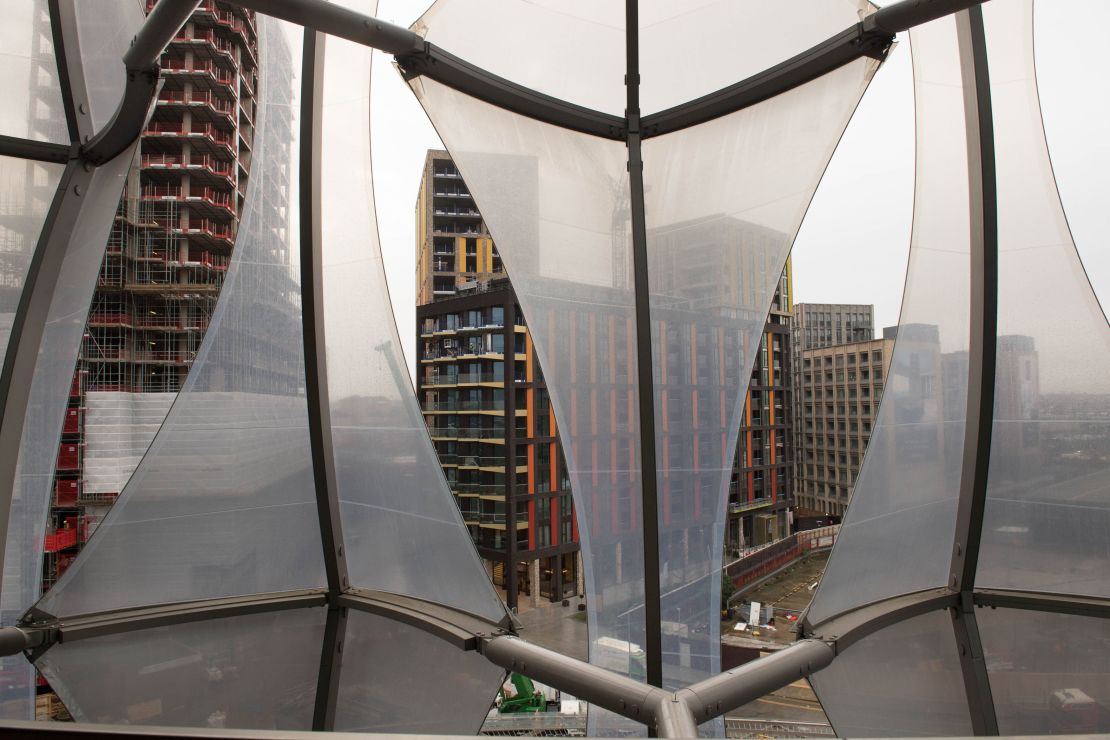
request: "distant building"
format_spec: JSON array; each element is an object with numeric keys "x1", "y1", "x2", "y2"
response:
[
  {"x1": 792, "y1": 333, "x2": 893, "y2": 517},
  {"x1": 415, "y1": 153, "x2": 580, "y2": 610},
  {"x1": 793, "y1": 303, "x2": 874, "y2": 351}
]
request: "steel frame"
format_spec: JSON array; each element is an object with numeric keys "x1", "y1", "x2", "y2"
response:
[
  {"x1": 947, "y1": 7, "x2": 1000, "y2": 734},
  {"x1": 1, "y1": 0, "x2": 1100, "y2": 737}
]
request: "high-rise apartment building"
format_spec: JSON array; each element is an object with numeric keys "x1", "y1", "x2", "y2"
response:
[
  {"x1": 727, "y1": 269, "x2": 794, "y2": 551},
  {"x1": 415, "y1": 151, "x2": 503, "y2": 305},
  {"x1": 415, "y1": 152, "x2": 580, "y2": 610},
  {"x1": 793, "y1": 334, "x2": 893, "y2": 516},
  {"x1": 45, "y1": 1, "x2": 264, "y2": 589},
  {"x1": 790, "y1": 303, "x2": 880, "y2": 518}
]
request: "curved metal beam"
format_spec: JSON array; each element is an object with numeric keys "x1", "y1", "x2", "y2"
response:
[
  {"x1": 396, "y1": 44, "x2": 626, "y2": 140},
  {"x1": 948, "y1": 7, "x2": 1000, "y2": 733},
  {"x1": 640, "y1": 25, "x2": 891, "y2": 139},
  {"x1": 80, "y1": 0, "x2": 200, "y2": 164},
  {"x1": 804, "y1": 587, "x2": 957, "y2": 650},
  {"x1": 0, "y1": 135, "x2": 72, "y2": 164},
  {"x1": 14, "y1": 587, "x2": 509, "y2": 662}
]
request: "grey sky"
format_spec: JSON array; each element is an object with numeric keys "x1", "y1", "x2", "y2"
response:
[{"x1": 368, "y1": 0, "x2": 1108, "y2": 379}]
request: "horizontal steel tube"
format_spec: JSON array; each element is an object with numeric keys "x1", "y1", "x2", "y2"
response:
[
  {"x1": 481, "y1": 635, "x2": 660, "y2": 727},
  {"x1": 867, "y1": 0, "x2": 986, "y2": 34},
  {"x1": 0, "y1": 627, "x2": 41, "y2": 657},
  {"x1": 237, "y1": 0, "x2": 423, "y2": 55},
  {"x1": 677, "y1": 639, "x2": 835, "y2": 723},
  {"x1": 0, "y1": 135, "x2": 72, "y2": 164}
]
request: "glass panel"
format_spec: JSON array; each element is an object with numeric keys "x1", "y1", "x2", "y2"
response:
[
  {"x1": 0, "y1": 0, "x2": 68, "y2": 142},
  {"x1": 39, "y1": 607, "x2": 325, "y2": 729},
  {"x1": 808, "y1": 14, "x2": 971, "y2": 625},
  {"x1": 73, "y1": 0, "x2": 146, "y2": 132},
  {"x1": 37, "y1": 17, "x2": 325, "y2": 618},
  {"x1": 334, "y1": 609, "x2": 504, "y2": 733},
  {"x1": 975, "y1": 0, "x2": 1110, "y2": 598},
  {"x1": 319, "y1": 27, "x2": 504, "y2": 622},
  {"x1": 642, "y1": 56, "x2": 877, "y2": 694},
  {"x1": 413, "y1": 0, "x2": 869, "y2": 116},
  {"x1": 408, "y1": 77, "x2": 640, "y2": 734},
  {"x1": 979, "y1": 608, "x2": 1110, "y2": 735},
  {"x1": 810, "y1": 609, "x2": 973, "y2": 737}
]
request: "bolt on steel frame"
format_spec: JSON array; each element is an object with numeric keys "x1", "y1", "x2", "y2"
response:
[{"x1": 2, "y1": 0, "x2": 1101, "y2": 736}]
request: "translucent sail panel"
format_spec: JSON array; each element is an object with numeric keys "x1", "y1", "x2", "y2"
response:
[
  {"x1": 39, "y1": 607, "x2": 326, "y2": 729},
  {"x1": 978, "y1": 608, "x2": 1110, "y2": 735},
  {"x1": 642, "y1": 57, "x2": 877, "y2": 687},
  {"x1": 0, "y1": 146, "x2": 137, "y2": 723},
  {"x1": 412, "y1": 1, "x2": 624, "y2": 114},
  {"x1": 810, "y1": 609, "x2": 973, "y2": 737},
  {"x1": 808, "y1": 15, "x2": 972, "y2": 625},
  {"x1": 37, "y1": 18, "x2": 324, "y2": 618},
  {"x1": 0, "y1": 0, "x2": 67, "y2": 142},
  {"x1": 73, "y1": 0, "x2": 146, "y2": 132},
  {"x1": 0, "y1": 157, "x2": 62, "y2": 369},
  {"x1": 975, "y1": 0, "x2": 1110, "y2": 598},
  {"x1": 334, "y1": 610, "x2": 505, "y2": 733},
  {"x1": 319, "y1": 32, "x2": 504, "y2": 622},
  {"x1": 414, "y1": 0, "x2": 870, "y2": 115},
  {"x1": 407, "y1": 77, "x2": 644, "y2": 688},
  {"x1": 636, "y1": 0, "x2": 871, "y2": 115}
]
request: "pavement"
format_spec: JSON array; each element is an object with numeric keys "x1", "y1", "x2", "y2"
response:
[{"x1": 503, "y1": 590, "x2": 590, "y2": 662}]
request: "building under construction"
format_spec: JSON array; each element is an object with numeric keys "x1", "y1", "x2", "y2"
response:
[{"x1": 45, "y1": 0, "x2": 261, "y2": 590}]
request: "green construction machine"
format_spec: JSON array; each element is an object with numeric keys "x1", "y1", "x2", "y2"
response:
[{"x1": 497, "y1": 672, "x2": 547, "y2": 713}]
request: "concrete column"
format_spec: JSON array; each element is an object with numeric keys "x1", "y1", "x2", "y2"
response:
[
  {"x1": 615, "y1": 542, "x2": 622, "y2": 584},
  {"x1": 530, "y1": 559, "x2": 541, "y2": 608},
  {"x1": 576, "y1": 551, "x2": 585, "y2": 597},
  {"x1": 552, "y1": 555, "x2": 562, "y2": 602}
]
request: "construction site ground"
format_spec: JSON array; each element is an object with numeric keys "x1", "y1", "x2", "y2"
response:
[{"x1": 725, "y1": 550, "x2": 831, "y2": 728}]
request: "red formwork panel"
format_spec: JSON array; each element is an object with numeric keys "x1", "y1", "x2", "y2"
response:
[
  {"x1": 54, "y1": 480, "x2": 79, "y2": 507},
  {"x1": 61, "y1": 407, "x2": 81, "y2": 435},
  {"x1": 56, "y1": 444, "x2": 81, "y2": 471}
]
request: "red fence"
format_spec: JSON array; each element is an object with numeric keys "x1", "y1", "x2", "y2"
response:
[{"x1": 726, "y1": 525, "x2": 841, "y2": 591}]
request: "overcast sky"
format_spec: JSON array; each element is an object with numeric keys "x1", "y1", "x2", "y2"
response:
[{"x1": 367, "y1": 0, "x2": 1109, "y2": 378}]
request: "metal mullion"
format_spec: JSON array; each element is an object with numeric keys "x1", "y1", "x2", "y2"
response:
[
  {"x1": 623, "y1": 0, "x2": 663, "y2": 698},
  {"x1": 300, "y1": 28, "x2": 346, "y2": 599},
  {"x1": 51, "y1": 0, "x2": 93, "y2": 144},
  {"x1": 47, "y1": 0, "x2": 81, "y2": 143},
  {"x1": 950, "y1": 595, "x2": 997, "y2": 735},
  {"x1": 312, "y1": 603, "x2": 347, "y2": 731},
  {"x1": 298, "y1": 28, "x2": 349, "y2": 732},
  {"x1": 948, "y1": 7, "x2": 999, "y2": 735},
  {"x1": 973, "y1": 588, "x2": 1110, "y2": 620}
]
